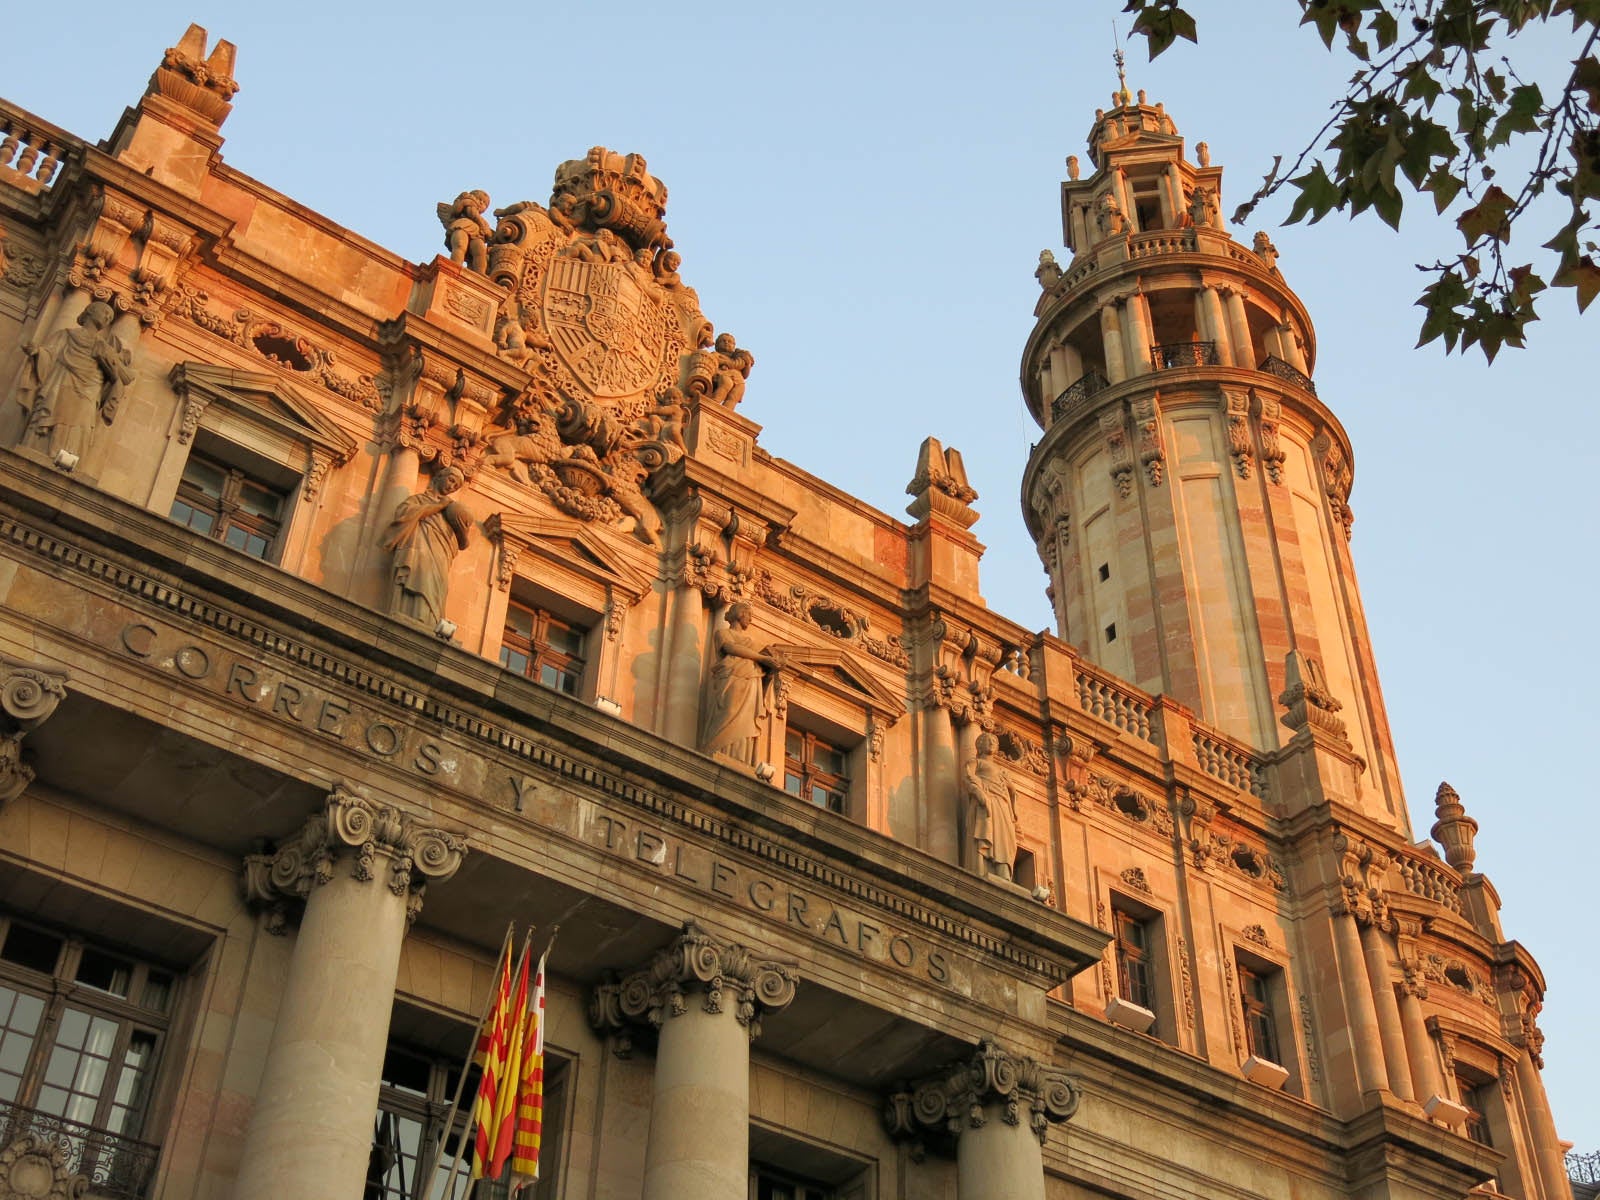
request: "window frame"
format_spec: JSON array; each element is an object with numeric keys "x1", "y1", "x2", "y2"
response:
[
  {"x1": 498, "y1": 596, "x2": 590, "y2": 698},
  {"x1": 168, "y1": 447, "x2": 290, "y2": 562},
  {"x1": 783, "y1": 727, "x2": 851, "y2": 815},
  {"x1": 1112, "y1": 907, "x2": 1156, "y2": 1014}
]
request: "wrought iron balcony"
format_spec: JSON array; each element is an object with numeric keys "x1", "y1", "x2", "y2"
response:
[
  {"x1": 1150, "y1": 340, "x2": 1220, "y2": 370},
  {"x1": 1569, "y1": 1149, "x2": 1600, "y2": 1184},
  {"x1": 1258, "y1": 353, "x2": 1318, "y2": 395},
  {"x1": 1051, "y1": 369, "x2": 1110, "y2": 421},
  {"x1": 0, "y1": 1101, "x2": 159, "y2": 1199}
]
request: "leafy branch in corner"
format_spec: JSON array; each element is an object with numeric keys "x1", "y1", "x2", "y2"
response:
[{"x1": 1122, "y1": 0, "x2": 1600, "y2": 361}]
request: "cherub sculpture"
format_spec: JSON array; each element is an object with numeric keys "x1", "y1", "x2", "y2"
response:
[
  {"x1": 709, "y1": 333, "x2": 754, "y2": 409},
  {"x1": 438, "y1": 190, "x2": 492, "y2": 272}
]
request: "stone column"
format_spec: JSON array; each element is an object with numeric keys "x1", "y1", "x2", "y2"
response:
[
  {"x1": 1330, "y1": 906, "x2": 1389, "y2": 1097},
  {"x1": 884, "y1": 1040, "x2": 1081, "y2": 1200},
  {"x1": 1395, "y1": 977, "x2": 1444, "y2": 1106},
  {"x1": 1198, "y1": 286, "x2": 1232, "y2": 365},
  {"x1": 1359, "y1": 923, "x2": 1415, "y2": 1102},
  {"x1": 1514, "y1": 1050, "x2": 1570, "y2": 1200},
  {"x1": 590, "y1": 922, "x2": 798, "y2": 1200},
  {"x1": 235, "y1": 787, "x2": 467, "y2": 1200},
  {"x1": 1223, "y1": 288, "x2": 1255, "y2": 368},
  {"x1": 1099, "y1": 303, "x2": 1127, "y2": 384},
  {"x1": 1123, "y1": 291, "x2": 1154, "y2": 376}
]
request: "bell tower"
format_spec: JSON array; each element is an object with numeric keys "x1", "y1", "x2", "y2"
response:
[{"x1": 1020, "y1": 88, "x2": 1408, "y2": 831}]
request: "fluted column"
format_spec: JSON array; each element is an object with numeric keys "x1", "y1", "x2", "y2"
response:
[
  {"x1": 590, "y1": 922, "x2": 798, "y2": 1200},
  {"x1": 234, "y1": 787, "x2": 466, "y2": 1200},
  {"x1": 884, "y1": 1040, "x2": 1081, "y2": 1200},
  {"x1": 1395, "y1": 973, "x2": 1445, "y2": 1107},
  {"x1": 1198, "y1": 286, "x2": 1233, "y2": 365},
  {"x1": 1330, "y1": 906, "x2": 1389, "y2": 1097},
  {"x1": 1123, "y1": 291, "x2": 1154, "y2": 376},
  {"x1": 1515, "y1": 1050, "x2": 1570, "y2": 1200}
]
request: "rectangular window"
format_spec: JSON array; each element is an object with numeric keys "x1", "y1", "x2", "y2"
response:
[
  {"x1": 1457, "y1": 1071, "x2": 1494, "y2": 1147},
  {"x1": 499, "y1": 600, "x2": 588, "y2": 696},
  {"x1": 0, "y1": 913, "x2": 170, "y2": 1196},
  {"x1": 783, "y1": 729, "x2": 849, "y2": 814},
  {"x1": 168, "y1": 450, "x2": 287, "y2": 561},
  {"x1": 1238, "y1": 961, "x2": 1282, "y2": 1065},
  {"x1": 1113, "y1": 909, "x2": 1155, "y2": 1012},
  {"x1": 753, "y1": 1164, "x2": 834, "y2": 1200}
]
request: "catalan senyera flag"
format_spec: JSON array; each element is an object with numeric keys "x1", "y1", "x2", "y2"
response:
[
  {"x1": 509, "y1": 950, "x2": 549, "y2": 1188},
  {"x1": 470, "y1": 933, "x2": 519, "y2": 1181},
  {"x1": 486, "y1": 941, "x2": 533, "y2": 1180}
]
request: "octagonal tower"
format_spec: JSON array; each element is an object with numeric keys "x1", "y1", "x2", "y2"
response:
[{"x1": 1021, "y1": 92, "x2": 1407, "y2": 831}]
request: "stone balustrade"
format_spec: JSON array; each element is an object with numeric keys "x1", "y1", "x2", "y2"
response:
[
  {"x1": 1192, "y1": 729, "x2": 1270, "y2": 800},
  {"x1": 1393, "y1": 846, "x2": 1464, "y2": 915},
  {"x1": 0, "y1": 105, "x2": 74, "y2": 195},
  {"x1": 1074, "y1": 667, "x2": 1153, "y2": 743}
]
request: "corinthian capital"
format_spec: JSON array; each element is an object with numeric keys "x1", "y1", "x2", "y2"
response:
[
  {"x1": 589, "y1": 920, "x2": 798, "y2": 1047},
  {"x1": 883, "y1": 1039, "x2": 1080, "y2": 1148},
  {"x1": 0, "y1": 655, "x2": 68, "y2": 808},
  {"x1": 241, "y1": 785, "x2": 467, "y2": 930}
]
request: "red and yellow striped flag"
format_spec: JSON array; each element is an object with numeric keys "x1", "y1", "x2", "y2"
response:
[
  {"x1": 485, "y1": 940, "x2": 532, "y2": 1180},
  {"x1": 509, "y1": 950, "x2": 549, "y2": 1188},
  {"x1": 470, "y1": 934, "x2": 519, "y2": 1180}
]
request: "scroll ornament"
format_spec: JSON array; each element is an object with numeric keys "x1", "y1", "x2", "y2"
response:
[
  {"x1": 883, "y1": 1039, "x2": 1081, "y2": 1148},
  {"x1": 0, "y1": 656, "x2": 68, "y2": 808},
  {"x1": 241, "y1": 786, "x2": 466, "y2": 929},
  {"x1": 589, "y1": 920, "x2": 798, "y2": 1047}
]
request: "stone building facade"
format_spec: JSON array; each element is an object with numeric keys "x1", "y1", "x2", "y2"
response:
[{"x1": 0, "y1": 27, "x2": 1569, "y2": 1200}]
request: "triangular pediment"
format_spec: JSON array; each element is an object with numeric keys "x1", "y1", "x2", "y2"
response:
[
  {"x1": 769, "y1": 642, "x2": 906, "y2": 722},
  {"x1": 485, "y1": 511, "x2": 655, "y2": 600},
  {"x1": 169, "y1": 361, "x2": 359, "y2": 461}
]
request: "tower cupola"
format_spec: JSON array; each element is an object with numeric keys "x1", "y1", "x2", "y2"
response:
[{"x1": 1020, "y1": 96, "x2": 1407, "y2": 829}]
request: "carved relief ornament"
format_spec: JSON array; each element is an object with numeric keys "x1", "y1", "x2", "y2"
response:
[
  {"x1": 882, "y1": 1039, "x2": 1081, "y2": 1148},
  {"x1": 0, "y1": 656, "x2": 68, "y2": 809},
  {"x1": 0, "y1": 1130, "x2": 88, "y2": 1200},
  {"x1": 588, "y1": 921, "x2": 798, "y2": 1051},
  {"x1": 241, "y1": 786, "x2": 467, "y2": 931}
]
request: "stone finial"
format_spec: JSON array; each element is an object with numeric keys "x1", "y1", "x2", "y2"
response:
[
  {"x1": 906, "y1": 437, "x2": 979, "y2": 528},
  {"x1": 145, "y1": 24, "x2": 239, "y2": 127},
  {"x1": 1035, "y1": 250, "x2": 1063, "y2": 290},
  {"x1": 1196, "y1": 140, "x2": 1211, "y2": 168},
  {"x1": 588, "y1": 921, "x2": 798, "y2": 1050},
  {"x1": 1430, "y1": 781, "x2": 1479, "y2": 873},
  {"x1": 1278, "y1": 650, "x2": 1349, "y2": 742},
  {"x1": 0, "y1": 655, "x2": 68, "y2": 809},
  {"x1": 241, "y1": 786, "x2": 467, "y2": 930},
  {"x1": 1066, "y1": 154, "x2": 1081, "y2": 181},
  {"x1": 883, "y1": 1039, "x2": 1080, "y2": 1148}
]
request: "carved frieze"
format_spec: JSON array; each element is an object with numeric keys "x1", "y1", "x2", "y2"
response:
[
  {"x1": 588, "y1": 921, "x2": 798, "y2": 1052},
  {"x1": 882, "y1": 1039, "x2": 1080, "y2": 1149},
  {"x1": 241, "y1": 786, "x2": 467, "y2": 931},
  {"x1": 752, "y1": 570, "x2": 909, "y2": 669}
]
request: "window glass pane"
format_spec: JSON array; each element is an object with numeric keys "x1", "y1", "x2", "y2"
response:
[
  {"x1": 141, "y1": 972, "x2": 173, "y2": 1014},
  {"x1": 54, "y1": 1008, "x2": 88, "y2": 1051},
  {"x1": 548, "y1": 622, "x2": 584, "y2": 657},
  {"x1": 223, "y1": 526, "x2": 250, "y2": 551},
  {"x1": 785, "y1": 731, "x2": 803, "y2": 758},
  {"x1": 180, "y1": 458, "x2": 227, "y2": 498},
  {"x1": 76, "y1": 948, "x2": 133, "y2": 998},
  {"x1": 1, "y1": 924, "x2": 63, "y2": 973},
  {"x1": 186, "y1": 509, "x2": 216, "y2": 535},
  {"x1": 784, "y1": 773, "x2": 802, "y2": 796},
  {"x1": 814, "y1": 745, "x2": 847, "y2": 776},
  {"x1": 505, "y1": 604, "x2": 534, "y2": 639},
  {"x1": 538, "y1": 664, "x2": 562, "y2": 691},
  {"x1": 237, "y1": 480, "x2": 283, "y2": 520},
  {"x1": 0, "y1": 1030, "x2": 31, "y2": 1074},
  {"x1": 243, "y1": 533, "x2": 270, "y2": 559}
]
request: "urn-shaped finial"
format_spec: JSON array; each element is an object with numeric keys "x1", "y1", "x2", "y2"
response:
[{"x1": 1430, "y1": 781, "x2": 1479, "y2": 873}]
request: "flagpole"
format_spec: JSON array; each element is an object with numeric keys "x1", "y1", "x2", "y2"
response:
[
  {"x1": 426, "y1": 922, "x2": 513, "y2": 1200},
  {"x1": 444, "y1": 928, "x2": 532, "y2": 1200}
]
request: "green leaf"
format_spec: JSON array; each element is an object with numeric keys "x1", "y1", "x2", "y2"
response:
[
  {"x1": 1425, "y1": 166, "x2": 1466, "y2": 213},
  {"x1": 1401, "y1": 62, "x2": 1445, "y2": 109},
  {"x1": 1488, "y1": 83, "x2": 1545, "y2": 147},
  {"x1": 1372, "y1": 9, "x2": 1399, "y2": 50},
  {"x1": 1552, "y1": 254, "x2": 1600, "y2": 311},
  {"x1": 1285, "y1": 162, "x2": 1343, "y2": 225},
  {"x1": 1574, "y1": 55, "x2": 1600, "y2": 115}
]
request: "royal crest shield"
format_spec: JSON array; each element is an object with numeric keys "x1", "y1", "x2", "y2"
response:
[{"x1": 542, "y1": 257, "x2": 666, "y2": 399}]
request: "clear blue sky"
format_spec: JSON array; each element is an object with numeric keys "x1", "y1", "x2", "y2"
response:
[{"x1": 8, "y1": 0, "x2": 1595, "y2": 1149}]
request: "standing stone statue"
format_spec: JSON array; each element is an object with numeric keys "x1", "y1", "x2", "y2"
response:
[
  {"x1": 382, "y1": 466, "x2": 474, "y2": 627},
  {"x1": 698, "y1": 602, "x2": 781, "y2": 766},
  {"x1": 437, "y1": 190, "x2": 492, "y2": 273},
  {"x1": 12, "y1": 300, "x2": 133, "y2": 464},
  {"x1": 708, "y1": 333, "x2": 754, "y2": 409},
  {"x1": 964, "y1": 732, "x2": 1019, "y2": 881}
]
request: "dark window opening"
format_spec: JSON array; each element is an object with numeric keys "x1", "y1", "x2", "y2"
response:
[
  {"x1": 1238, "y1": 961, "x2": 1282, "y2": 1064},
  {"x1": 1104, "y1": 623, "x2": 1117, "y2": 642},
  {"x1": 1097, "y1": 562, "x2": 1111, "y2": 581},
  {"x1": 499, "y1": 600, "x2": 588, "y2": 697},
  {"x1": 169, "y1": 451, "x2": 287, "y2": 561},
  {"x1": 784, "y1": 729, "x2": 850, "y2": 815},
  {"x1": 1114, "y1": 908, "x2": 1155, "y2": 1013}
]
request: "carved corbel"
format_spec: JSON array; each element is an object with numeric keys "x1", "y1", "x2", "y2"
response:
[
  {"x1": 1097, "y1": 407, "x2": 1134, "y2": 498},
  {"x1": 1254, "y1": 393, "x2": 1286, "y2": 484},
  {"x1": 587, "y1": 921, "x2": 798, "y2": 1050},
  {"x1": 1222, "y1": 387, "x2": 1253, "y2": 479},
  {"x1": 1311, "y1": 429, "x2": 1354, "y2": 538},
  {"x1": 882, "y1": 1039, "x2": 1080, "y2": 1151},
  {"x1": 1130, "y1": 393, "x2": 1165, "y2": 486},
  {"x1": 0, "y1": 657, "x2": 68, "y2": 809},
  {"x1": 126, "y1": 212, "x2": 195, "y2": 326},
  {"x1": 68, "y1": 191, "x2": 143, "y2": 295},
  {"x1": 240, "y1": 785, "x2": 467, "y2": 932}
]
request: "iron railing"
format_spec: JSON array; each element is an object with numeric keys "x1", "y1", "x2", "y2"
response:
[
  {"x1": 1570, "y1": 1150, "x2": 1600, "y2": 1184},
  {"x1": 1051, "y1": 369, "x2": 1110, "y2": 421},
  {"x1": 0, "y1": 1101, "x2": 159, "y2": 1199},
  {"x1": 1258, "y1": 354, "x2": 1318, "y2": 395},
  {"x1": 1150, "y1": 340, "x2": 1220, "y2": 370}
]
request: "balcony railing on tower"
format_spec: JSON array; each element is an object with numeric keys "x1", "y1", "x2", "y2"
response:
[
  {"x1": 1150, "y1": 341, "x2": 1220, "y2": 370},
  {"x1": 1569, "y1": 1149, "x2": 1600, "y2": 1185},
  {"x1": 1257, "y1": 354, "x2": 1318, "y2": 395},
  {"x1": 0, "y1": 1101, "x2": 159, "y2": 1199},
  {"x1": 1051, "y1": 369, "x2": 1110, "y2": 422}
]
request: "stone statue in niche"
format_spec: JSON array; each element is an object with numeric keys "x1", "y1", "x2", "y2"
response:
[
  {"x1": 708, "y1": 333, "x2": 754, "y2": 409},
  {"x1": 438, "y1": 190, "x2": 493, "y2": 272},
  {"x1": 699, "y1": 602, "x2": 782, "y2": 768},
  {"x1": 1095, "y1": 192, "x2": 1128, "y2": 237},
  {"x1": 965, "y1": 732, "x2": 1019, "y2": 881},
  {"x1": 12, "y1": 300, "x2": 133, "y2": 465},
  {"x1": 382, "y1": 466, "x2": 474, "y2": 628}
]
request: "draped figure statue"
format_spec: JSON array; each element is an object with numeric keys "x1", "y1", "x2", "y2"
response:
[
  {"x1": 698, "y1": 602, "x2": 780, "y2": 767},
  {"x1": 13, "y1": 300, "x2": 133, "y2": 463},
  {"x1": 965, "y1": 732, "x2": 1019, "y2": 880},
  {"x1": 382, "y1": 467, "x2": 474, "y2": 627}
]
